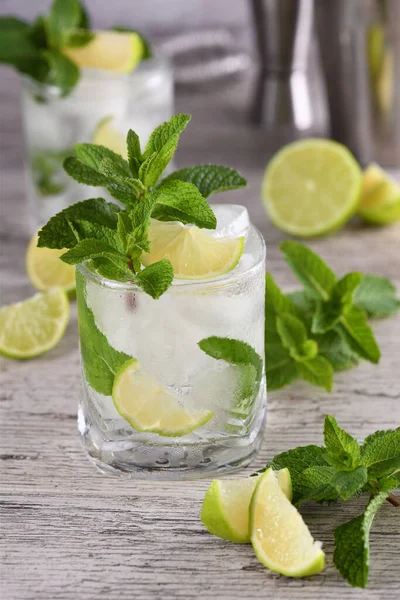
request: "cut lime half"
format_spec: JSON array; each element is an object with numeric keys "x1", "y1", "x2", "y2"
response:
[
  {"x1": 358, "y1": 164, "x2": 400, "y2": 225},
  {"x1": 0, "y1": 289, "x2": 69, "y2": 359},
  {"x1": 64, "y1": 30, "x2": 144, "y2": 72},
  {"x1": 112, "y1": 358, "x2": 213, "y2": 436},
  {"x1": 250, "y1": 468, "x2": 325, "y2": 577},
  {"x1": 26, "y1": 232, "x2": 76, "y2": 293},
  {"x1": 262, "y1": 138, "x2": 362, "y2": 237},
  {"x1": 201, "y1": 469, "x2": 292, "y2": 543},
  {"x1": 142, "y1": 220, "x2": 244, "y2": 280}
]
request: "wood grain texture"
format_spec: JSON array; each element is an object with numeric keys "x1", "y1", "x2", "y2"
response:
[{"x1": 0, "y1": 68, "x2": 399, "y2": 600}]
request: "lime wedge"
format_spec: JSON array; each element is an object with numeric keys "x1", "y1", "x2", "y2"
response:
[
  {"x1": 64, "y1": 30, "x2": 143, "y2": 72},
  {"x1": 262, "y1": 139, "x2": 362, "y2": 237},
  {"x1": 0, "y1": 289, "x2": 69, "y2": 359},
  {"x1": 112, "y1": 358, "x2": 213, "y2": 436},
  {"x1": 358, "y1": 164, "x2": 400, "y2": 225},
  {"x1": 92, "y1": 116, "x2": 127, "y2": 158},
  {"x1": 26, "y1": 232, "x2": 76, "y2": 293},
  {"x1": 201, "y1": 469, "x2": 292, "y2": 543},
  {"x1": 250, "y1": 468, "x2": 325, "y2": 577},
  {"x1": 142, "y1": 220, "x2": 244, "y2": 280}
]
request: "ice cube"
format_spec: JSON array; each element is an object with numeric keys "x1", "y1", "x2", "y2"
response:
[{"x1": 211, "y1": 204, "x2": 249, "y2": 238}]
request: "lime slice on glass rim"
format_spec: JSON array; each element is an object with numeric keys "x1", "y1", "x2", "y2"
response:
[
  {"x1": 201, "y1": 468, "x2": 292, "y2": 543},
  {"x1": 26, "y1": 232, "x2": 76, "y2": 293},
  {"x1": 358, "y1": 163, "x2": 400, "y2": 225},
  {"x1": 112, "y1": 358, "x2": 213, "y2": 437},
  {"x1": 142, "y1": 220, "x2": 244, "y2": 280},
  {"x1": 92, "y1": 116, "x2": 127, "y2": 158},
  {"x1": 262, "y1": 138, "x2": 362, "y2": 237},
  {"x1": 64, "y1": 30, "x2": 144, "y2": 73},
  {"x1": 250, "y1": 468, "x2": 325, "y2": 577},
  {"x1": 0, "y1": 289, "x2": 69, "y2": 359}
]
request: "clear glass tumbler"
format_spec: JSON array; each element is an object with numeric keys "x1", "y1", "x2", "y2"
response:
[
  {"x1": 21, "y1": 57, "x2": 174, "y2": 227},
  {"x1": 76, "y1": 207, "x2": 267, "y2": 480}
]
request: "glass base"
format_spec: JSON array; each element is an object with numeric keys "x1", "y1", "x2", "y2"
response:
[{"x1": 78, "y1": 403, "x2": 266, "y2": 481}]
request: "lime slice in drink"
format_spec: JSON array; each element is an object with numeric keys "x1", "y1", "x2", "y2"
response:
[
  {"x1": 358, "y1": 163, "x2": 400, "y2": 225},
  {"x1": 201, "y1": 469, "x2": 292, "y2": 543},
  {"x1": 26, "y1": 232, "x2": 76, "y2": 293},
  {"x1": 64, "y1": 30, "x2": 144, "y2": 72},
  {"x1": 112, "y1": 358, "x2": 213, "y2": 436},
  {"x1": 92, "y1": 116, "x2": 127, "y2": 158},
  {"x1": 262, "y1": 139, "x2": 362, "y2": 237},
  {"x1": 250, "y1": 468, "x2": 325, "y2": 577},
  {"x1": 0, "y1": 289, "x2": 69, "y2": 359},
  {"x1": 142, "y1": 220, "x2": 244, "y2": 280}
]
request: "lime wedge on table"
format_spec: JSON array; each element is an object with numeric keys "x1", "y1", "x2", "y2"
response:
[
  {"x1": 64, "y1": 30, "x2": 143, "y2": 72},
  {"x1": 112, "y1": 358, "x2": 213, "y2": 436},
  {"x1": 0, "y1": 289, "x2": 69, "y2": 359},
  {"x1": 92, "y1": 116, "x2": 127, "y2": 158},
  {"x1": 201, "y1": 469, "x2": 292, "y2": 543},
  {"x1": 262, "y1": 139, "x2": 362, "y2": 237},
  {"x1": 358, "y1": 163, "x2": 400, "y2": 225},
  {"x1": 142, "y1": 220, "x2": 244, "y2": 280},
  {"x1": 250, "y1": 468, "x2": 325, "y2": 577},
  {"x1": 26, "y1": 232, "x2": 76, "y2": 293}
]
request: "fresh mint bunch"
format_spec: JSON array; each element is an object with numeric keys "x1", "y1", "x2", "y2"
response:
[
  {"x1": 258, "y1": 415, "x2": 400, "y2": 588},
  {"x1": 265, "y1": 241, "x2": 399, "y2": 391},
  {"x1": 0, "y1": 0, "x2": 151, "y2": 97},
  {"x1": 38, "y1": 114, "x2": 247, "y2": 299}
]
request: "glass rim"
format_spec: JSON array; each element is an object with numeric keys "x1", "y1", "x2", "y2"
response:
[
  {"x1": 21, "y1": 55, "x2": 172, "y2": 93},
  {"x1": 76, "y1": 225, "x2": 266, "y2": 295}
]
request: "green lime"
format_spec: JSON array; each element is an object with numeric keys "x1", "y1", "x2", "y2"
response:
[
  {"x1": 201, "y1": 469, "x2": 292, "y2": 543},
  {"x1": 92, "y1": 116, "x2": 127, "y2": 159},
  {"x1": 26, "y1": 232, "x2": 76, "y2": 293},
  {"x1": 112, "y1": 358, "x2": 213, "y2": 436},
  {"x1": 250, "y1": 468, "x2": 325, "y2": 577},
  {"x1": 0, "y1": 289, "x2": 69, "y2": 359},
  {"x1": 262, "y1": 139, "x2": 362, "y2": 237}
]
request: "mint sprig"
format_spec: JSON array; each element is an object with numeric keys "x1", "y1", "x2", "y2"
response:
[
  {"x1": 38, "y1": 115, "x2": 247, "y2": 299},
  {"x1": 265, "y1": 242, "x2": 399, "y2": 391},
  {"x1": 258, "y1": 416, "x2": 400, "y2": 588},
  {"x1": 0, "y1": 0, "x2": 151, "y2": 97}
]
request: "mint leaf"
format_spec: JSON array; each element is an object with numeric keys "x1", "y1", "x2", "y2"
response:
[
  {"x1": 0, "y1": 29, "x2": 41, "y2": 64},
  {"x1": 0, "y1": 17, "x2": 30, "y2": 32},
  {"x1": 64, "y1": 157, "x2": 110, "y2": 186},
  {"x1": 276, "y1": 313, "x2": 318, "y2": 362},
  {"x1": 324, "y1": 415, "x2": 361, "y2": 470},
  {"x1": 265, "y1": 345, "x2": 298, "y2": 391},
  {"x1": 280, "y1": 241, "x2": 337, "y2": 301},
  {"x1": 76, "y1": 270, "x2": 131, "y2": 395},
  {"x1": 38, "y1": 198, "x2": 120, "y2": 249},
  {"x1": 134, "y1": 260, "x2": 174, "y2": 299},
  {"x1": 141, "y1": 134, "x2": 179, "y2": 186},
  {"x1": 127, "y1": 129, "x2": 141, "y2": 177},
  {"x1": 198, "y1": 337, "x2": 263, "y2": 381},
  {"x1": 332, "y1": 466, "x2": 368, "y2": 501},
  {"x1": 99, "y1": 157, "x2": 133, "y2": 181},
  {"x1": 106, "y1": 181, "x2": 144, "y2": 205},
  {"x1": 143, "y1": 114, "x2": 191, "y2": 159},
  {"x1": 162, "y1": 164, "x2": 247, "y2": 198},
  {"x1": 300, "y1": 465, "x2": 339, "y2": 503},
  {"x1": 43, "y1": 49, "x2": 80, "y2": 97},
  {"x1": 65, "y1": 29, "x2": 94, "y2": 48},
  {"x1": 313, "y1": 330, "x2": 359, "y2": 371},
  {"x1": 260, "y1": 445, "x2": 329, "y2": 505},
  {"x1": 61, "y1": 238, "x2": 130, "y2": 273},
  {"x1": 338, "y1": 305, "x2": 380, "y2": 363},
  {"x1": 333, "y1": 272, "x2": 364, "y2": 305},
  {"x1": 312, "y1": 302, "x2": 341, "y2": 334},
  {"x1": 75, "y1": 143, "x2": 130, "y2": 176},
  {"x1": 288, "y1": 290, "x2": 316, "y2": 316},
  {"x1": 265, "y1": 273, "x2": 302, "y2": 347},
  {"x1": 333, "y1": 489, "x2": 394, "y2": 588},
  {"x1": 353, "y1": 275, "x2": 400, "y2": 318},
  {"x1": 152, "y1": 180, "x2": 217, "y2": 229},
  {"x1": 71, "y1": 220, "x2": 121, "y2": 249},
  {"x1": 297, "y1": 356, "x2": 334, "y2": 391},
  {"x1": 361, "y1": 427, "x2": 400, "y2": 480},
  {"x1": 46, "y1": 0, "x2": 82, "y2": 48}
]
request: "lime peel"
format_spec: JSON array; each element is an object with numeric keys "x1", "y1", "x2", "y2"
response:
[{"x1": 26, "y1": 232, "x2": 76, "y2": 293}]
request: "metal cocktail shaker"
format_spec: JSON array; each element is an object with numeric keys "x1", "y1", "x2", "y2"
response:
[{"x1": 315, "y1": 0, "x2": 400, "y2": 167}]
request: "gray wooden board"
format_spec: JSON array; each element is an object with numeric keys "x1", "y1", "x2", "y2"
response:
[{"x1": 0, "y1": 69, "x2": 399, "y2": 600}]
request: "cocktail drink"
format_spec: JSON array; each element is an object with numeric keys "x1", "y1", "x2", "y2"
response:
[
  {"x1": 76, "y1": 205, "x2": 266, "y2": 478},
  {"x1": 22, "y1": 57, "x2": 173, "y2": 226},
  {"x1": 37, "y1": 113, "x2": 267, "y2": 479}
]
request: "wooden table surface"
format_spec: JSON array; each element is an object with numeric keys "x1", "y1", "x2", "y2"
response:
[{"x1": 1, "y1": 69, "x2": 399, "y2": 600}]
